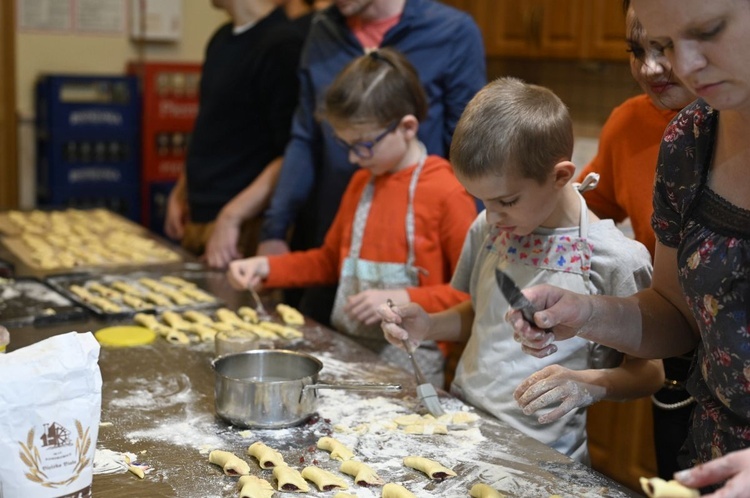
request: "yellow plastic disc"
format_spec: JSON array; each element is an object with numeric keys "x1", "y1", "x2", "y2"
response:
[{"x1": 95, "y1": 325, "x2": 157, "y2": 347}]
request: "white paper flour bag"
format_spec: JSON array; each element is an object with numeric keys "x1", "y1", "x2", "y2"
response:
[{"x1": 0, "y1": 332, "x2": 102, "y2": 498}]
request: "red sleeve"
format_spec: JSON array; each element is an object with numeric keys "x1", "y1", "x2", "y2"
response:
[
  {"x1": 577, "y1": 103, "x2": 629, "y2": 223},
  {"x1": 406, "y1": 182, "x2": 474, "y2": 312}
]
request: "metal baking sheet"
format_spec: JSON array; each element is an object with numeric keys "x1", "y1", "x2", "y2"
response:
[
  {"x1": 0, "y1": 277, "x2": 88, "y2": 327},
  {"x1": 45, "y1": 270, "x2": 224, "y2": 320}
]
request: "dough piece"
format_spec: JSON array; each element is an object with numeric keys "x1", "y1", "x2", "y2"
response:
[
  {"x1": 122, "y1": 294, "x2": 153, "y2": 310},
  {"x1": 88, "y1": 282, "x2": 122, "y2": 299},
  {"x1": 403, "y1": 424, "x2": 448, "y2": 435},
  {"x1": 165, "y1": 328, "x2": 190, "y2": 345},
  {"x1": 301, "y1": 466, "x2": 349, "y2": 491},
  {"x1": 276, "y1": 303, "x2": 304, "y2": 325},
  {"x1": 393, "y1": 414, "x2": 425, "y2": 426},
  {"x1": 142, "y1": 291, "x2": 173, "y2": 307},
  {"x1": 333, "y1": 494, "x2": 357, "y2": 498},
  {"x1": 640, "y1": 477, "x2": 699, "y2": 498},
  {"x1": 187, "y1": 323, "x2": 218, "y2": 342},
  {"x1": 237, "y1": 306, "x2": 259, "y2": 324},
  {"x1": 110, "y1": 280, "x2": 144, "y2": 296},
  {"x1": 403, "y1": 456, "x2": 456, "y2": 480},
  {"x1": 133, "y1": 313, "x2": 175, "y2": 337},
  {"x1": 183, "y1": 309, "x2": 214, "y2": 324},
  {"x1": 237, "y1": 475, "x2": 274, "y2": 498},
  {"x1": 208, "y1": 450, "x2": 250, "y2": 476},
  {"x1": 451, "y1": 411, "x2": 479, "y2": 425},
  {"x1": 160, "y1": 275, "x2": 196, "y2": 288},
  {"x1": 470, "y1": 483, "x2": 505, "y2": 498},
  {"x1": 179, "y1": 285, "x2": 215, "y2": 303},
  {"x1": 317, "y1": 436, "x2": 354, "y2": 461},
  {"x1": 382, "y1": 483, "x2": 416, "y2": 498},
  {"x1": 340, "y1": 460, "x2": 384, "y2": 486},
  {"x1": 217, "y1": 308, "x2": 264, "y2": 334},
  {"x1": 273, "y1": 464, "x2": 309, "y2": 493},
  {"x1": 162, "y1": 310, "x2": 192, "y2": 330},
  {"x1": 258, "y1": 321, "x2": 303, "y2": 340},
  {"x1": 247, "y1": 441, "x2": 285, "y2": 469}
]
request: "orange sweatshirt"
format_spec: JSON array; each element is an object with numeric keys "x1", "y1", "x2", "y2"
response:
[
  {"x1": 577, "y1": 94, "x2": 679, "y2": 257},
  {"x1": 265, "y1": 155, "x2": 475, "y2": 312}
]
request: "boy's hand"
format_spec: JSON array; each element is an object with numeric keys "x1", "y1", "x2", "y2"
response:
[
  {"x1": 345, "y1": 289, "x2": 408, "y2": 326},
  {"x1": 377, "y1": 301, "x2": 430, "y2": 351},
  {"x1": 506, "y1": 284, "x2": 592, "y2": 358},
  {"x1": 227, "y1": 257, "x2": 270, "y2": 291},
  {"x1": 204, "y1": 216, "x2": 241, "y2": 269},
  {"x1": 514, "y1": 364, "x2": 605, "y2": 423}
]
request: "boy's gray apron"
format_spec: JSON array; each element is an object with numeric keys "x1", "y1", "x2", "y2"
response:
[{"x1": 330, "y1": 146, "x2": 445, "y2": 387}]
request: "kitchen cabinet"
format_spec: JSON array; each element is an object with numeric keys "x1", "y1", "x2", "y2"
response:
[
  {"x1": 587, "y1": 398, "x2": 658, "y2": 492},
  {"x1": 444, "y1": 0, "x2": 628, "y2": 60}
]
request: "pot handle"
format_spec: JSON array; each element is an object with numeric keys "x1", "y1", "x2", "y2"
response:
[{"x1": 304, "y1": 383, "x2": 401, "y2": 393}]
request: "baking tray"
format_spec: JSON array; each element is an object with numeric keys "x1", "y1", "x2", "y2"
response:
[
  {"x1": 45, "y1": 270, "x2": 223, "y2": 320},
  {"x1": 0, "y1": 277, "x2": 89, "y2": 328},
  {"x1": 0, "y1": 208, "x2": 183, "y2": 272}
]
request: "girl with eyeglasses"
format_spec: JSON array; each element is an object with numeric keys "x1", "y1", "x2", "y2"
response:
[{"x1": 228, "y1": 48, "x2": 476, "y2": 385}]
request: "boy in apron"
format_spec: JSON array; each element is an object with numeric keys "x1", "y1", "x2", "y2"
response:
[
  {"x1": 379, "y1": 77, "x2": 663, "y2": 464},
  {"x1": 227, "y1": 48, "x2": 477, "y2": 387}
]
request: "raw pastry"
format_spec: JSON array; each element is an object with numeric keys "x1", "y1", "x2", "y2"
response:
[
  {"x1": 276, "y1": 303, "x2": 304, "y2": 325},
  {"x1": 258, "y1": 321, "x2": 303, "y2": 339},
  {"x1": 187, "y1": 322, "x2": 218, "y2": 342},
  {"x1": 470, "y1": 483, "x2": 505, "y2": 498},
  {"x1": 184, "y1": 310, "x2": 214, "y2": 324},
  {"x1": 403, "y1": 456, "x2": 456, "y2": 481},
  {"x1": 317, "y1": 436, "x2": 354, "y2": 461},
  {"x1": 333, "y1": 494, "x2": 357, "y2": 498},
  {"x1": 160, "y1": 275, "x2": 196, "y2": 288},
  {"x1": 247, "y1": 441, "x2": 285, "y2": 469},
  {"x1": 273, "y1": 464, "x2": 309, "y2": 493},
  {"x1": 403, "y1": 424, "x2": 448, "y2": 435},
  {"x1": 237, "y1": 475, "x2": 274, "y2": 498},
  {"x1": 340, "y1": 460, "x2": 384, "y2": 486},
  {"x1": 301, "y1": 466, "x2": 349, "y2": 491},
  {"x1": 208, "y1": 450, "x2": 250, "y2": 476},
  {"x1": 382, "y1": 483, "x2": 416, "y2": 498},
  {"x1": 179, "y1": 285, "x2": 215, "y2": 303},
  {"x1": 122, "y1": 294, "x2": 152, "y2": 310},
  {"x1": 640, "y1": 477, "x2": 699, "y2": 498},
  {"x1": 237, "y1": 306, "x2": 259, "y2": 324}
]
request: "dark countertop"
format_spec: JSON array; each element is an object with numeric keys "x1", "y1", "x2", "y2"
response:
[{"x1": 5, "y1": 270, "x2": 640, "y2": 498}]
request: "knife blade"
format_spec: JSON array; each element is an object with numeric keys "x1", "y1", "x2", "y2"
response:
[{"x1": 494, "y1": 267, "x2": 537, "y2": 325}]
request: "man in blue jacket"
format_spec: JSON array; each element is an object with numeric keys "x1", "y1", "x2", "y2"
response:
[{"x1": 259, "y1": 0, "x2": 486, "y2": 326}]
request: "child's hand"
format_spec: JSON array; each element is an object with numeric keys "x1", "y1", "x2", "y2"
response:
[
  {"x1": 377, "y1": 301, "x2": 430, "y2": 352},
  {"x1": 345, "y1": 289, "x2": 409, "y2": 326},
  {"x1": 513, "y1": 364, "x2": 605, "y2": 424},
  {"x1": 226, "y1": 257, "x2": 270, "y2": 291}
]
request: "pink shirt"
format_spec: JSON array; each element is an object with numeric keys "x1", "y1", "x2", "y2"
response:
[{"x1": 347, "y1": 14, "x2": 400, "y2": 50}]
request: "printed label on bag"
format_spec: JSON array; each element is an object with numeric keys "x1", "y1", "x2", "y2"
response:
[{"x1": 17, "y1": 420, "x2": 92, "y2": 492}]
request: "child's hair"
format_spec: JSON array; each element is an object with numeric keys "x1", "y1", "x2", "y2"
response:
[
  {"x1": 449, "y1": 77, "x2": 573, "y2": 184},
  {"x1": 319, "y1": 48, "x2": 428, "y2": 128}
]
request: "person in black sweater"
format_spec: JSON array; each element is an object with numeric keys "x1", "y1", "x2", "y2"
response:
[{"x1": 165, "y1": 0, "x2": 304, "y2": 268}]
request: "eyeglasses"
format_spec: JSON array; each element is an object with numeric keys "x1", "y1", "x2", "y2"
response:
[{"x1": 333, "y1": 121, "x2": 399, "y2": 159}]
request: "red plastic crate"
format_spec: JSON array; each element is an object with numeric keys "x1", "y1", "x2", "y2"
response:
[{"x1": 127, "y1": 61, "x2": 201, "y2": 229}]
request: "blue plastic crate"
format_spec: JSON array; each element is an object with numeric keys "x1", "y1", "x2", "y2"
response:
[{"x1": 36, "y1": 75, "x2": 140, "y2": 134}]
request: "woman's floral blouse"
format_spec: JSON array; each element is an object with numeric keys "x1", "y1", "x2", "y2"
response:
[{"x1": 652, "y1": 99, "x2": 750, "y2": 467}]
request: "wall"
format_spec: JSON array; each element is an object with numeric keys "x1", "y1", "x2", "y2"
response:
[{"x1": 15, "y1": 1, "x2": 228, "y2": 207}]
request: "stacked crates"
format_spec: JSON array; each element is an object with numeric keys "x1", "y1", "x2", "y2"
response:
[
  {"x1": 128, "y1": 62, "x2": 201, "y2": 235},
  {"x1": 35, "y1": 75, "x2": 141, "y2": 221}
]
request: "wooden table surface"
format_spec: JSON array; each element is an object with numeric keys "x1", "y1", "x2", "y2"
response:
[{"x1": 5, "y1": 268, "x2": 640, "y2": 498}]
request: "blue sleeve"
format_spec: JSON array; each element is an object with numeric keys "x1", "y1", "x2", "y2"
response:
[
  {"x1": 442, "y1": 14, "x2": 486, "y2": 152},
  {"x1": 261, "y1": 64, "x2": 319, "y2": 241}
]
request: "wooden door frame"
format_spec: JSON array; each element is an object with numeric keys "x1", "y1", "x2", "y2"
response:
[{"x1": 0, "y1": 0, "x2": 19, "y2": 209}]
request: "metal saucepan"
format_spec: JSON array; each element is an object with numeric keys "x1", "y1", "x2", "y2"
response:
[{"x1": 211, "y1": 349, "x2": 401, "y2": 429}]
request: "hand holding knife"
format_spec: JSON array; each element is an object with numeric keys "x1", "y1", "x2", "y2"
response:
[{"x1": 495, "y1": 268, "x2": 551, "y2": 333}]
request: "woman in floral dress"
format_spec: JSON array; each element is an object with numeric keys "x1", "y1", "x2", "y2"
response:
[{"x1": 508, "y1": 0, "x2": 750, "y2": 495}]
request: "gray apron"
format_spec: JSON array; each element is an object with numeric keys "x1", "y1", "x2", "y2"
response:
[{"x1": 330, "y1": 145, "x2": 445, "y2": 386}]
